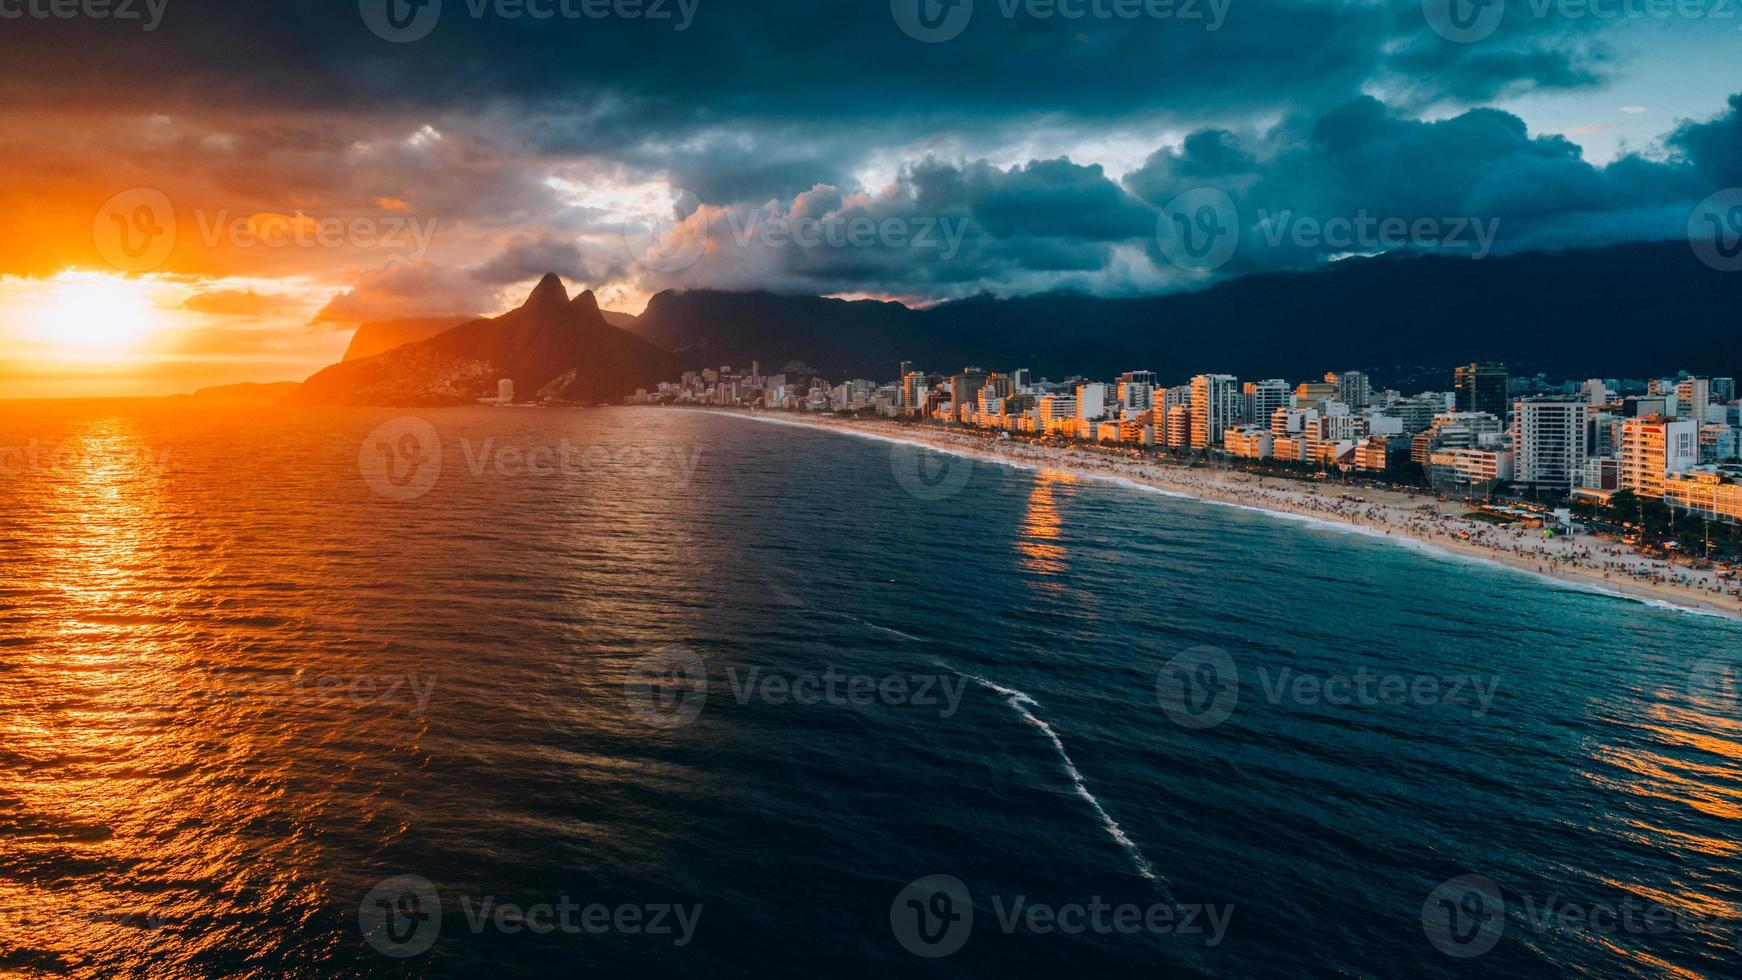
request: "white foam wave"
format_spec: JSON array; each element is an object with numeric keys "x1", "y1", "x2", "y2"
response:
[{"x1": 947, "y1": 664, "x2": 1164, "y2": 886}]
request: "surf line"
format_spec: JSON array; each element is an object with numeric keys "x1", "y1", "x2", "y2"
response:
[{"x1": 945, "y1": 662, "x2": 1169, "y2": 891}]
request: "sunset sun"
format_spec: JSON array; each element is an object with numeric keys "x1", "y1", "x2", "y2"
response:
[{"x1": 23, "y1": 272, "x2": 163, "y2": 353}]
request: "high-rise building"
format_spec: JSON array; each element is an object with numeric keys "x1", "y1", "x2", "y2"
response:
[
  {"x1": 901, "y1": 371, "x2": 926, "y2": 411},
  {"x1": 1582, "y1": 378, "x2": 1611, "y2": 405},
  {"x1": 1621, "y1": 416, "x2": 1700, "y2": 497},
  {"x1": 950, "y1": 368, "x2": 987, "y2": 414},
  {"x1": 1076, "y1": 382, "x2": 1108, "y2": 421},
  {"x1": 1165, "y1": 404, "x2": 1193, "y2": 449},
  {"x1": 1337, "y1": 371, "x2": 1371, "y2": 409},
  {"x1": 1711, "y1": 377, "x2": 1736, "y2": 404},
  {"x1": 1676, "y1": 377, "x2": 1711, "y2": 423},
  {"x1": 1455, "y1": 362, "x2": 1509, "y2": 418},
  {"x1": 1163, "y1": 384, "x2": 1193, "y2": 413},
  {"x1": 1246, "y1": 379, "x2": 1292, "y2": 428},
  {"x1": 1117, "y1": 377, "x2": 1155, "y2": 413},
  {"x1": 1190, "y1": 374, "x2": 1240, "y2": 449},
  {"x1": 1513, "y1": 398, "x2": 1588, "y2": 492}
]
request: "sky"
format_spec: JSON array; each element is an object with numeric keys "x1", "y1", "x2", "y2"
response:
[{"x1": 0, "y1": 0, "x2": 1738, "y2": 396}]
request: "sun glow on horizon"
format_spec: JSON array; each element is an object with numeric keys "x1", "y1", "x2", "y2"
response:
[{"x1": 15, "y1": 271, "x2": 168, "y2": 358}]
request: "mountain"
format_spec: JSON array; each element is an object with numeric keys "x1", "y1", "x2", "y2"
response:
[
  {"x1": 286, "y1": 275, "x2": 680, "y2": 406},
  {"x1": 171, "y1": 381, "x2": 301, "y2": 405},
  {"x1": 342, "y1": 316, "x2": 476, "y2": 362},
  {"x1": 627, "y1": 240, "x2": 1742, "y2": 384},
  {"x1": 600, "y1": 310, "x2": 639, "y2": 331}
]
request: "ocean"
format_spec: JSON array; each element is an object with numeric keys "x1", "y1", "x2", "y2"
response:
[{"x1": 2, "y1": 402, "x2": 1739, "y2": 978}]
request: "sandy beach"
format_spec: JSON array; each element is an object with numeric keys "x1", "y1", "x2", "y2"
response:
[{"x1": 704, "y1": 409, "x2": 1742, "y2": 622}]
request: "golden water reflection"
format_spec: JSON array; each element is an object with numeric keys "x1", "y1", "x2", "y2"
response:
[{"x1": 1017, "y1": 469, "x2": 1076, "y2": 586}]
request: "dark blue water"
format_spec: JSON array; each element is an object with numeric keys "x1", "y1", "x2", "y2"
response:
[{"x1": 3, "y1": 404, "x2": 1738, "y2": 977}]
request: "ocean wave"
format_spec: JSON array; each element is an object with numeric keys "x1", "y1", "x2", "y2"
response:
[{"x1": 942, "y1": 661, "x2": 1168, "y2": 890}]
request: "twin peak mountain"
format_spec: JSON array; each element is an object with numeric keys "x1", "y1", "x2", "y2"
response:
[{"x1": 287, "y1": 274, "x2": 678, "y2": 406}]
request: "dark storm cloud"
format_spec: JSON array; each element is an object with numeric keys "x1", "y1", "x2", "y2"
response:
[
  {"x1": 0, "y1": 0, "x2": 1732, "y2": 307},
  {"x1": 0, "y1": 1, "x2": 1607, "y2": 154},
  {"x1": 1125, "y1": 95, "x2": 1726, "y2": 275}
]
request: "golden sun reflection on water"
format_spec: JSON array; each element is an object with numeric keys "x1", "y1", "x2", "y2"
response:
[{"x1": 1017, "y1": 469, "x2": 1077, "y2": 585}]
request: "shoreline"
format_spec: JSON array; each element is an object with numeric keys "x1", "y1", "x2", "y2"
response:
[{"x1": 694, "y1": 408, "x2": 1742, "y2": 623}]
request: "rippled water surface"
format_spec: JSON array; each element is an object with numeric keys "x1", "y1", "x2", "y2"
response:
[{"x1": 3, "y1": 402, "x2": 1740, "y2": 977}]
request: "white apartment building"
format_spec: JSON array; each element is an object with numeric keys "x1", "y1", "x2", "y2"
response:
[{"x1": 1513, "y1": 398, "x2": 1589, "y2": 492}]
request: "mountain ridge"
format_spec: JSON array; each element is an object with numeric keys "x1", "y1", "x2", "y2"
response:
[{"x1": 286, "y1": 275, "x2": 680, "y2": 406}]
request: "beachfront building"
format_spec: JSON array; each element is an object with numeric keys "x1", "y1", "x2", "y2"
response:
[
  {"x1": 1191, "y1": 374, "x2": 1240, "y2": 449},
  {"x1": 1223, "y1": 425, "x2": 1274, "y2": 460},
  {"x1": 1271, "y1": 406, "x2": 1319, "y2": 437},
  {"x1": 1662, "y1": 468, "x2": 1742, "y2": 522},
  {"x1": 1354, "y1": 436, "x2": 1406, "y2": 472},
  {"x1": 1164, "y1": 404, "x2": 1193, "y2": 449},
  {"x1": 1621, "y1": 416, "x2": 1699, "y2": 498},
  {"x1": 1038, "y1": 394, "x2": 1077, "y2": 433},
  {"x1": 1429, "y1": 447, "x2": 1514, "y2": 497},
  {"x1": 1513, "y1": 398, "x2": 1589, "y2": 493}
]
